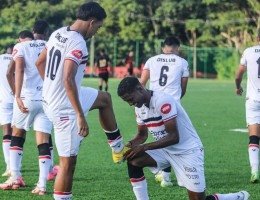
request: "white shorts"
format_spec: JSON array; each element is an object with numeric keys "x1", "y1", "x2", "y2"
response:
[
  {"x1": 0, "y1": 102, "x2": 13, "y2": 125},
  {"x1": 51, "y1": 87, "x2": 98, "y2": 157},
  {"x1": 246, "y1": 98, "x2": 260, "y2": 125},
  {"x1": 13, "y1": 98, "x2": 52, "y2": 133},
  {"x1": 147, "y1": 148, "x2": 205, "y2": 193}
]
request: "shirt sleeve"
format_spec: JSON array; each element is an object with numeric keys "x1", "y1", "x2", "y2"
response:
[
  {"x1": 240, "y1": 49, "x2": 247, "y2": 67},
  {"x1": 12, "y1": 43, "x2": 24, "y2": 61},
  {"x1": 65, "y1": 40, "x2": 87, "y2": 66},
  {"x1": 156, "y1": 96, "x2": 177, "y2": 122},
  {"x1": 182, "y1": 59, "x2": 189, "y2": 77},
  {"x1": 143, "y1": 58, "x2": 151, "y2": 70}
]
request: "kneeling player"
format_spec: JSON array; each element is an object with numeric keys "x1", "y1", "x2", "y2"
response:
[{"x1": 117, "y1": 77, "x2": 249, "y2": 200}]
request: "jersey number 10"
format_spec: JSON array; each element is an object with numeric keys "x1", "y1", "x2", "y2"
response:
[{"x1": 46, "y1": 47, "x2": 61, "y2": 80}]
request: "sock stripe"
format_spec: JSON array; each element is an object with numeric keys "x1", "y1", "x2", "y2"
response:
[
  {"x1": 54, "y1": 191, "x2": 72, "y2": 195},
  {"x1": 130, "y1": 176, "x2": 145, "y2": 183},
  {"x1": 108, "y1": 135, "x2": 122, "y2": 144},
  {"x1": 10, "y1": 146, "x2": 23, "y2": 151},
  {"x1": 3, "y1": 140, "x2": 11, "y2": 143},
  {"x1": 39, "y1": 155, "x2": 51, "y2": 159},
  {"x1": 249, "y1": 144, "x2": 259, "y2": 148}
]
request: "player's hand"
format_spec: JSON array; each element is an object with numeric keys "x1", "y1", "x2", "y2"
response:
[
  {"x1": 236, "y1": 87, "x2": 243, "y2": 96},
  {"x1": 16, "y1": 97, "x2": 29, "y2": 113},
  {"x1": 123, "y1": 144, "x2": 147, "y2": 160},
  {"x1": 77, "y1": 114, "x2": 89, "y2": 137}
]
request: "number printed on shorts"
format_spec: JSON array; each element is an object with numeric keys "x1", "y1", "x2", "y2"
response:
[
  {"x1": 159, "y1": 65, "x2": 169, "y2": 86},
  {"x1": 46, "y1": 47, "x2": 61, "y2": 80}
]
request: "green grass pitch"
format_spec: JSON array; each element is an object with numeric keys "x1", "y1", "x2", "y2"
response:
[{"x1": 0, "y1": 78, "x2": 259, "y2": 199}]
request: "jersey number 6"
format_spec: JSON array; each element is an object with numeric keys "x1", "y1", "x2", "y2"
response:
[{"x1": 159, "y1": 65, "x2": 169, "y2": 86}]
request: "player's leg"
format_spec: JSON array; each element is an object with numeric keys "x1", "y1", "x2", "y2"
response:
[
  {"x1": 80, "y1": 87, "x2": 126, "y2": 163},
  {"x1": 2, "y1": 124, "x2": 12, "y2": 177},
  {"x1": 127, "y1": 151, "x2": 158, "y2": 200},
  {"x1": 52, "y1": 117, "x2": 81, "y2": 200},
  {"x1": 155, "y1": 167, "x2": 173, "y2": 187},
  {"x1": 104, "y1": 73, "x2": 109, "y2": 91},
  {"x1": 246, "y1": 99, "x2": 260, "y2": 183},
  {"x1": 98, "y1": 75, "x2": 103, "y2": 91},
  {"x1": 47, "y1": 135, "x2": 59, "y2": 181},
  {"x1": 204, "y1": 191, "x2": 250, "y2": 200}
]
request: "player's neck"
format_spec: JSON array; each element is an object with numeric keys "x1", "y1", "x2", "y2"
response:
[
  {"x1": 70, "y1": 20, "x2": 87, "y2": 38},
  {"x1": 33, "y1": 34, "x2": 45, "y2": 40}
]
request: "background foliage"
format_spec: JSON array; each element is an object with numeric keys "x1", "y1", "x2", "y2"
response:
[{"x1": 0, "y1": 0, "x2": 259, "y2": 79}]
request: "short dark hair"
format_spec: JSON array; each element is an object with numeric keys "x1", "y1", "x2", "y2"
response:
[
  {"x1": 18, "y1": 30, "x2": 34, "y2": 39},
  {"x1": 163, "y1": 36, "x2": 180, "y2": 47},
  {"x1": 33, "y1": 20, "x2": 49, "y2": 35},
  {"x1": 76, "y1": 2, "x2": 107, "y2": 21},
  {"x1": 117, "y1": 76, "x2": 140, "y2": 97},
  {"x1": 6, "y1": 44, "x2": 14, "y2": 50}
]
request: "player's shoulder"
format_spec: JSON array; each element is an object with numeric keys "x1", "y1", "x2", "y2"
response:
[
  {"x1": 152, "y1": 91, "x2": 175, "y2": 106},
  {"x1": 243, "y1": 45, "x2": 259, "y2": 54}
]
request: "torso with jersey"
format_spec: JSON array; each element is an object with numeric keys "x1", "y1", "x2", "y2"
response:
[
  {"x1": 144, "y1": 54, "x2": 189, "y2": 101},
  {"x1": 43, "y1": 27, "x2": 88, "y2": 119}
]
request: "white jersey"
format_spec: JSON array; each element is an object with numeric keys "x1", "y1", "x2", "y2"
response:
[
  {"x1": 0, "y1": 53, "x2": 14, "y2": 103},
  {"x1": 144, "y1": 54, "x2": 189, "y2": 101},
  {"x1": 12, "y1": 40, "x2": 46, "y2": 100},
  {"x1": 135, "y1": 91, "x2": 202, "y2": 154},
  {"x1": 240, "y1": 45, "x2": 260, "y2": 100},
  {"x1": 43, "y1": 27, "x2": 88, "y2": 119}
]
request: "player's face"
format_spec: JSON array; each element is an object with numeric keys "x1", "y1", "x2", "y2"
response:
[
  {"x1": 120, "y1": 90, "x2": 145, "y2": 108},
  {"x1": 85, "y1": 19, "x2": 103, "y2": 38}
]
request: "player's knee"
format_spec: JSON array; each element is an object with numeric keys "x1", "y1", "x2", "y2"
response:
[
  {"x1": 128, "y1": 159, "x2": 143, "y2": 168},
  {"x1": 99, "y1": 91, "x2": 112, "y2": 106},
  {"x1": 249, "y1": 135, "x2": 259, "y2": 145}
]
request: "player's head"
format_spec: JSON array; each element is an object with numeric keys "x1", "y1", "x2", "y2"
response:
[
  {"x1": 76, "y1": 2, "x2": 106, "y2": 38},
  {"x1": 162, "y1": 36, "x2": 180, "y2": 54},
  {"x1": 99, "y1": 49, "x2": 105, "y2": 55},
  {"x1": 32, "y1": 19, "x2": 50, "y2": 39},
  {"x1": 18, "y1": 30, "x2": 34, "y2": 42},
  {"x1": 5, "y1": 44, "x2": 14, "y2": 54},
  {"x1": 117, "y1": 76, "x2": 146, "y2": 108}
]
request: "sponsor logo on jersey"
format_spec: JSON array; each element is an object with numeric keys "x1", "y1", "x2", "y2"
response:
[
  {"x1": 161, "y1": 103, "x2": 171, "y2": 114},
  {"x1": 72, "y1": 50, "x2": 83, "y2": 59}
]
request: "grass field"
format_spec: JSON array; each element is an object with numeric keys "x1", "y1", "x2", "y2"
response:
[{"x1": 0, "y1": 78, "x2": 259, "y2": 200}]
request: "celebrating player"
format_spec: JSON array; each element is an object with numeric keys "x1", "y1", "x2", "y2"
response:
[
  {"x1": 235, "y1": 30, "x2": 260, "y2": 183},
  {"x1": 36, "y1": 2, "x2": 126, "y2": 200},
  {"x1": 0, "y1": 21, "x2": 53, "y2": 195},
  {"x1": 0, "y1": 44, "x2": 14, "y2": 177},
  {"x1": 117, "y1": 76, "x2": 249, "y2": 200},
  {"x1": 140, "y1": 36, "x2": 189, "y2": 187}
]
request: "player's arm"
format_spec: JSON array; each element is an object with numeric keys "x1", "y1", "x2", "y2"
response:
[
  {"x1": 180, "y1": 77, "x2": 188, "y2": 98},
  {"x1": 126, "y1": 125, "x2": 148, "y2": 148},
  {"x1": 63, "y1": 59, "x2": 89, "y2": 137},
  {"x1": 35, "y1": 48, "x2": 47, "y2": 80},
  {"x1": 235, "y1": 64, "x2": 246, "y2": 96},
  {"x1": 6, "y1": 59, "x2": 15, "y2": 95},
  {"x1": 15, "y1": 57, "x2": 28, "y2": 113},
  {"x1": 140, "y1": 69, "x2": 150, "y2": 87}
]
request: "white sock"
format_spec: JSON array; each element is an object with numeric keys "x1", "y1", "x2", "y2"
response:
[
  {"x1": 248, "y1": 144, "x2": 259, "y2": 173},
  {"x1": 131, "y1": 178, "x2": 149, "y2": 200},
  {"x1": 214, "y1": 191, "x2": 247, "y2": 200},
  {"x1": 38, "y1": 155, "x2": 52, "y2": 188},
  {"x1": 2, "y1": 139, "x2": 11, "y2": 170},
  {"x1": 162, "y1": 171, "x2": 171, "y2": 182},
  {"x1": 9, "y1": 147, "x2": 23, "y2": 179},
  {"x1": 53, "y1": 192, "x2": 72, "y2": 200},
  {"x1": 108, "y1": 136, "x2": 124, "y2": 153}
]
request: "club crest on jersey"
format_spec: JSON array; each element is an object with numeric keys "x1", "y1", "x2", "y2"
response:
[
  {"x1": 72, "y1": 50, "x2": 83, "y2": 59},
  {"x1": 161, "y1": 104, "x2": 171, "y2": 114}
]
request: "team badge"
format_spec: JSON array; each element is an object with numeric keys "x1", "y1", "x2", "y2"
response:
[
  {"x1": 161, "y1": 103, "x2": 171, "y2": 114},
  {"x1": 72, "y1": 50, "x2": 83, "y2": 59}
]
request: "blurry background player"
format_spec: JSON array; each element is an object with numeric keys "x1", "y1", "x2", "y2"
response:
[
  {"x1": 36, "y1": 2, "x2": 127, "y2": 200},
  {"x1": 235, "y1": 30, "x2": 260, "y2": 183},
  {"x1": 118, "y1": 76, "x2": 249, "y2": 200},
  {"x1": 125, "y1": 51, "x2": 134, "y2": 76},
  {"x1": 140, "y1": 36, "x2": 189, "y2": 187},
  {"x1": 95, "y1": 49, "x2": 111, "y2": 91},
  {"x1": 0, "y1": 21, "x2": 53, "y2": 195},
  {"x1": 0, "y1": 44, "x2": 14, "y2": 177}
]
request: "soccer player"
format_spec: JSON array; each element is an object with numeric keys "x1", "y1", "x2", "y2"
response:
[
  {"x1": 95, "y1": 49, "x2": 111, "y2": 91},
  {"x1": 0, "y1": 44, "x2": 14, "y2": 177},
  {"x1": 235, "y1": 30, "x2": 260, "y2": 183},
  {"x1": 117, "y1": 76, "x2": 250, "y2": 200},
  {"x1": 0, "y1": 21, "x2": 53, "y2": 195},
  {"x1": 35, "y1": 2, "x2": 126, "y2": 199},
  {"x1": 140, "y1": 36, "x2": 189, "y2": 187}
]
